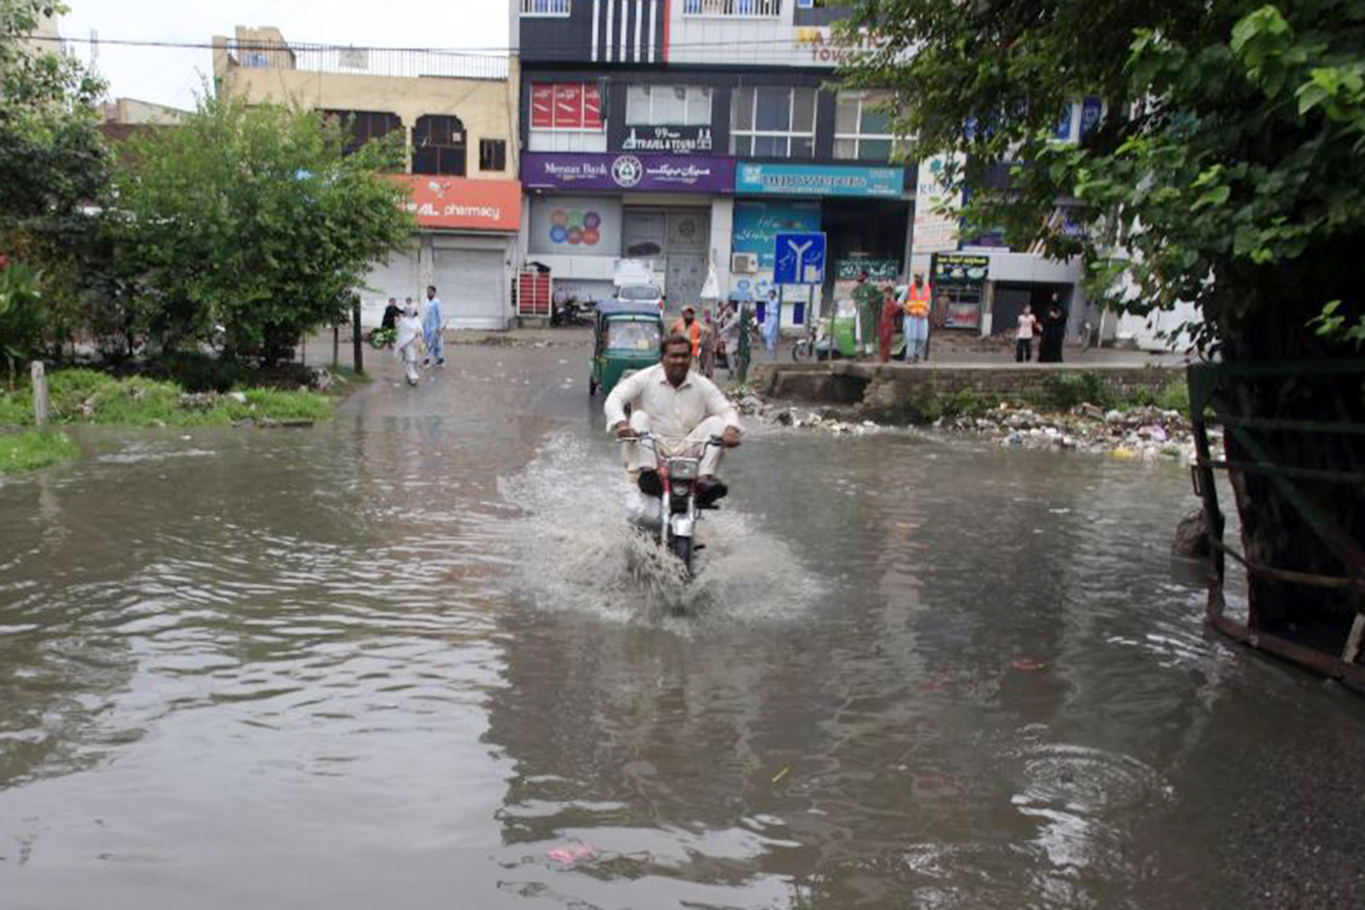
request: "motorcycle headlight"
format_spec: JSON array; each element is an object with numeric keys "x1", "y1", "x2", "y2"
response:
[{"x1": 669, "y1": 460, "x2": 699, "y2": 481}]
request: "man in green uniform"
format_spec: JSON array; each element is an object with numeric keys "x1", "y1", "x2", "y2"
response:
[{"x1": 851, "y1": 271, "x2": 883, "y2": 359}]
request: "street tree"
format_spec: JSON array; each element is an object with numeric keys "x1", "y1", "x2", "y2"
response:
[
  {"x1": 110, "y1": 93, "x2": 414, "y2": 362},
  {"x1": 0, "y1": 0, "x2": 109, "y2": 359},
  {"x1": 840, "y1": 2, "x2": 1364, "y2": 632}
]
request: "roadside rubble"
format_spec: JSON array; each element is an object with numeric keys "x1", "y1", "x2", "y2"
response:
[{"x1": 729, "y1": 387, "x2": 1211, "y2": 462}]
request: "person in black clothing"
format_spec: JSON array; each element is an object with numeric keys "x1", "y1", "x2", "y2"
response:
[
  {"x1": 381, "y1": 297, "x2": 403, "y2": 330},
  {"x1": 1038, "y1": 294, "x2": 1067, "y2": 363}
]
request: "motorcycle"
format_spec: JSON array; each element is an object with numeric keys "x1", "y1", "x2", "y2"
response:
[
  {"x1": 552, "y1": 296, "x2": 597, "y2": 327},
  {"x1": 621, "y1": 432, "x2": 725, "y2": 581}
]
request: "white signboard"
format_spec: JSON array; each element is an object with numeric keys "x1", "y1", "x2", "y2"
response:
[{"x1": 910, "y1": 154, "x2": 962, "y2": 272}]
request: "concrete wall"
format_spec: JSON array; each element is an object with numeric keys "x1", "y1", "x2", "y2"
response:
[
  {"x1": 752, "y1": 361, "x2": 1182, "y2": 421},
  {"x1": 213, "y1": 31, "x2": 519, "y2": 180}
]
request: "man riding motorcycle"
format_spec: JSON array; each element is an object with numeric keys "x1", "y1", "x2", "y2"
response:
[{"x1": 605, "y1": 333, "x2": 742, "y2": 521}]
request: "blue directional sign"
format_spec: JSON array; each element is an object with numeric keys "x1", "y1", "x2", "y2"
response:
[{"x1": 773, "y1": 231, "x2": 826, "y2": 285}]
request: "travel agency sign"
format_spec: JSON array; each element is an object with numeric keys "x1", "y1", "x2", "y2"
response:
[{"x1": 520, "y1": 152, "x2": 736, "y2": 193}]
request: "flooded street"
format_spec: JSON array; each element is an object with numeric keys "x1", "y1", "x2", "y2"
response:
[{"x1": 2, "y1": 340, "x2": 1363, "y2": 910}]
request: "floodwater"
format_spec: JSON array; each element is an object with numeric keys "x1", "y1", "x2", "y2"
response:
[{"x1": 2, "y1": 342, "x2": 1363, "y2": 910}]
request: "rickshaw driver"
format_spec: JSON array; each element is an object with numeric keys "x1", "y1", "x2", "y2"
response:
[{"x1": 605, "y1": 334, "x2": 742, "y2": 508}]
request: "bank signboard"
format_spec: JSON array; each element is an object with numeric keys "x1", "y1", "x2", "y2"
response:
[
  {"x1": 521, "y1": 152, "x2": 735, "y2": 193},
  {"x1": 736, "y1": 163, "x2": 904, "y2": 198}
]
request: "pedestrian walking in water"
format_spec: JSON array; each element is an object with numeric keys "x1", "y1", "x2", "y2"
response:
[
  {"x1": 1016, "y1": 303, "x2": 1040, "y2": 362},
  {"x1": 763, "y1": 290, "x2": 781, "y2": 356},
  {"x1": 878, "y1": 286, "x2": 902, "y2": 363},
  {"x1": 422, "y1": 285, "x2": 445, "y2": 367},
  {"x1": 1039, "y1": 294, "x2": 1067, "y2": 363},
  {"x1": 395, "y1": 302, "x2": 424, "y2": 386}
]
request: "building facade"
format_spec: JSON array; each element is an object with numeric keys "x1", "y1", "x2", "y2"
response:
[
  {"x1": 213, "y1": 27, "x2": 522, "y2": 328},
  {"x1": 512, "y1": 0, "x2": 1092, "y2": 338}
]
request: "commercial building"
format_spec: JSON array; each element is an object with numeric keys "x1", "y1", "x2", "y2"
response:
[
  {"x1": 511, "y1": 0, "x2": 1100, "y2": 340},
  {"x1": 212, "y1": 27, "x2": 522, "y2": 328}
]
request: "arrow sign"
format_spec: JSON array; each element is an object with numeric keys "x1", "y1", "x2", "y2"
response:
[{"x1": 773, "y1": 231, "x2": 826, "y2": 285}]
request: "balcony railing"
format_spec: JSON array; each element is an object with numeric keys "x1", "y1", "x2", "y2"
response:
[
  {"x1": 520, "y1": 0, "x2": 571, "y2": 15},
  {"x1": 227, "y1": 40, "x2": 508, "y2": 81},
  {"x1": 683, "y1": 0, "x2": 782, "y2": 16}
]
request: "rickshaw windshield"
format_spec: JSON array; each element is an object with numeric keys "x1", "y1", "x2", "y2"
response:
[{"x1": 604, "y1": 318, "x2": 661, "y2": 352}]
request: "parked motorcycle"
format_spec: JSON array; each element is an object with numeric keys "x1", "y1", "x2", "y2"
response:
[
  {"x1": 621, "y1": 432, "x2": 724, "y2": 581},
  {"x1": 552, "y1": 296, "x2": 596, "y2": 327}
]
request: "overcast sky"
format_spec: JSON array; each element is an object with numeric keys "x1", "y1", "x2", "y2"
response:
[{"x1": 59, "y1": 0, "x2": 511, "y2": 111}]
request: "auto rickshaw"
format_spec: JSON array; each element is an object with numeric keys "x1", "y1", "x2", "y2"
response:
[{"x1": 589, "y1": 301, "x2": 665, "y2": 396}]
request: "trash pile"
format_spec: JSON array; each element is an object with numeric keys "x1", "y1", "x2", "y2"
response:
[
  {"x1": 938, "y1": 401, "x2": 1205, "y2": 461},
  {"x1": 730, "y1": 387, "x2": 1210, "y2": 461}
]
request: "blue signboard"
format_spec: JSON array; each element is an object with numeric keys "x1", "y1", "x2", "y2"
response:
[
  {"x1": 732, "y1": 200, "x2": 821, "y2": 269},
  {"x1": 774, "y1": 232, "x2": 826, "y2": 285},
  {"x1": 736, "y1": 163, "x2": 904, "y2": 198}
]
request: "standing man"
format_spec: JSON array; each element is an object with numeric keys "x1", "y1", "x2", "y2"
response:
[
  {"x1": 670, "y1": 305, "x2": 703, "y2": 358},
  {"x1": 902, "y1": 270, "x2": 932, "y2": 362},
  {"x1": 763, "y1": 290, "x2": 781, "y2": 356},
  {"x1": 422, "y1": 285, "x2": 445, "y2": 367},
  {"x1": 852, "y1": 271, "x2": 882, "y2": 359},
  {"x1": 697, "y1": 307, "x2": 718, "y2": 378}
]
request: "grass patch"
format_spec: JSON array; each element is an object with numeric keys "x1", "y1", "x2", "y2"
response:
[
  {"x1": 0, "y1": 430, "x2": 79, "y2": 474},
  {"x1": 1043, "y1": 372, "x2": 1119, "y2": 410},
  {"x1": 1156, "y1": 379, "x2": 1190, "y2": 413},
  {"x1": 0, "y1": 368, "x2": 333, "y2": 428}
]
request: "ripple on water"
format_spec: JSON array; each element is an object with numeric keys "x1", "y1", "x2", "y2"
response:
[{"x1": 497, "y1": 433, "x2": 827, "y2": 629}]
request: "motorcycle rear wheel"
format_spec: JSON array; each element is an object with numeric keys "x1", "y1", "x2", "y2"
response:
[{"x1": 669, "y1": 535, "x2": 693, "y2": 579}]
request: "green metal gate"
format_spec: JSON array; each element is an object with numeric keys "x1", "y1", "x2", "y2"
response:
[{"x1": 1188, "y1": 359, "x2": 1365, "y2": 686}]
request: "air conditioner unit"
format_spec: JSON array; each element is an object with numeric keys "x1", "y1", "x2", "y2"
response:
[{"x1": 731, "y1": 252, "x2": 758, "y2": 273}]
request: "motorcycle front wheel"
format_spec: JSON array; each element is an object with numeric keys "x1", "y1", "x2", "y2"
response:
[
  {"x1": 669, "y1": 535, "x2": 693, "y2": 579},
  {"x1": 791, "y1": 339, "x2": 812, "y2": 362}
]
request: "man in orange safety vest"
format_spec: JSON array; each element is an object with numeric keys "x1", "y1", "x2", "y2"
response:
[
  {"x1": 671, "y1": 305, "x2": 703, "y2": 359},
  {"x1": 902, "y1": 271, "x2": 932, "y2": 362}
]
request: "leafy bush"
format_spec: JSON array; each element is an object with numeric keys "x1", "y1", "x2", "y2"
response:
[
  {"x1": 1156, "y1": 380, "x2": 1191, "y2": 414},
  {"x1": 1044, "y1": 372, "x2": 1117, "y2": 410},
  {"x1": 159, "y1": 351, "x2": 248, "y2": 393},
  {"x1": 0, "y1": 259, "x2": 45, "y2": 384}
]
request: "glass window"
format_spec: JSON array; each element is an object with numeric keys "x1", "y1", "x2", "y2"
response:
[
  {"x1": 755, "y1": 87, "x2": 790, "y2": 131},
  {"x1": 792, "y1": 136, "x2": 814, "y2": 158},
  {"x1": 729, "y1": 134, "x2": 753, "y2": 156},
  {"x1": 479, "y1": 138, "x2": 506, "y2": 171},
  {"x1": 626, "y1": 85, "x2": 651, "y2": 124},
  {"x1": 656, "y1": 86, "x2": 688, "y2": 124},
  {"x1": 606, "y1": 320, "x2": 661, "y2": 353},
  {"x1": 791, "y1": 88, "x2": 816, "y2": 132},
  {"x1": 753, "y1": 135, "x2": 782, "y2": 156},
  {"x1": 731, "y1": 87, "x2": 754, "y2": 131},
  {"x1": 835, "y1": 96, "x2": 859, "y2": 134},
  {"x1": 686, "y1": 87, "x2": 712, "y2": 125},
  {"x1": 858, "y1": 138, "x2": 892, "y2": 161},
  {"x1": 860, "y1": 107, "x2": 890, "y2": 135}
]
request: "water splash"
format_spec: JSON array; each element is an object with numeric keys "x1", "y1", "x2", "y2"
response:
[{"x1": 497, "y1": 432, "x2": 825, "y2": 628}]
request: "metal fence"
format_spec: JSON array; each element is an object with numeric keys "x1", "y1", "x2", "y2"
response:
[
  {"x1": 228, "y1": 40, "x2": 509, "y2": 82},
  {"x1": 520, "y1": 0, "x2": 572, "y2": 14},
  {"x1": 1189, "y1": 359, "x2": 1365, "y2": 687},
  {"x1": 683, "y1": 0, "x2": 783, "y2": 16}
]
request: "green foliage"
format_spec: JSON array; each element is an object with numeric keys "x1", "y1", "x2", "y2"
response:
[
  {"x1": 1155, "y1": 379, "x2": 1192, "y2": 413},
  {"x1": 0, "y1": 1, "x2": 109, "y2": 360},
  {"x1": 1044, "y1": 372, "x2": 1119, "y2": 410},
  {"x1": 0, "y1": 429, "x2": 79, "y2": 474},
  {"x1": 108, "y1": 93, "x2": 414, "y2": 362},
  {"x1": 940, "y1": 388, "x2": 993, "y2": 417},
  {"x1": 0, "y1": 258, "x2": 44, "y2": 382},
  {"x1": 839, "y1": 0, "x2": 1365, "y2": 360},
  {"x1": 0, "y1": 368, "x2": 333, "y2": 427}
]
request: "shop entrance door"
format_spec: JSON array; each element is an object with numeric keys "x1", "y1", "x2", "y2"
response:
[{"x1": 666, "y1": 254, "x2": 706, "y2": 310}]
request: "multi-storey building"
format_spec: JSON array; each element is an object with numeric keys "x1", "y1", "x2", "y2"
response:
[
  {"x1": 511, "y1": 0, "x2": 1092, "y2": 338},
  {"x1": 213, "y1": 27, "x2": 523, "y2": 328}
]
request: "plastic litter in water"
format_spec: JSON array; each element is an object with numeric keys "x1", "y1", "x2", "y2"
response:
[{"x1": 547, "y1": 843, "x2": 596, "y2": 866}]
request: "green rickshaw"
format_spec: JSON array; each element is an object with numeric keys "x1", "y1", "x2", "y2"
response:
[{"x1": 589, "y1": 301, "x2": 665, "y2": 396}]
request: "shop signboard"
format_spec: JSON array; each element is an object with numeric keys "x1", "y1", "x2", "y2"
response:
[
  {"x1": 732, "y1": 200, "x2": 821, "y2": 269},
  {"x1": 393, "y1": 175, "x2": 521, "y2": 232},
  {"x1": 835, "y1": 259, "x2": 899, "y2": 281},
  {"x1": 910, "y1": 154, "x2": 961, "y2": 264},
  {"x1": 735, "y1": 163, "x2": 904, "y2": 198},
  {"x1": 521, "y1": 152, "x2": 735, "y2": 193},
  {"x1": 619, "y1": 125, "x2": 714, "y2": 155},
  {"x1": 527, "y1": 195, "x2": 623, "y2": 256},
  {"x1": 931, "y1": 252, "x2": 989, "y2": 286}
]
